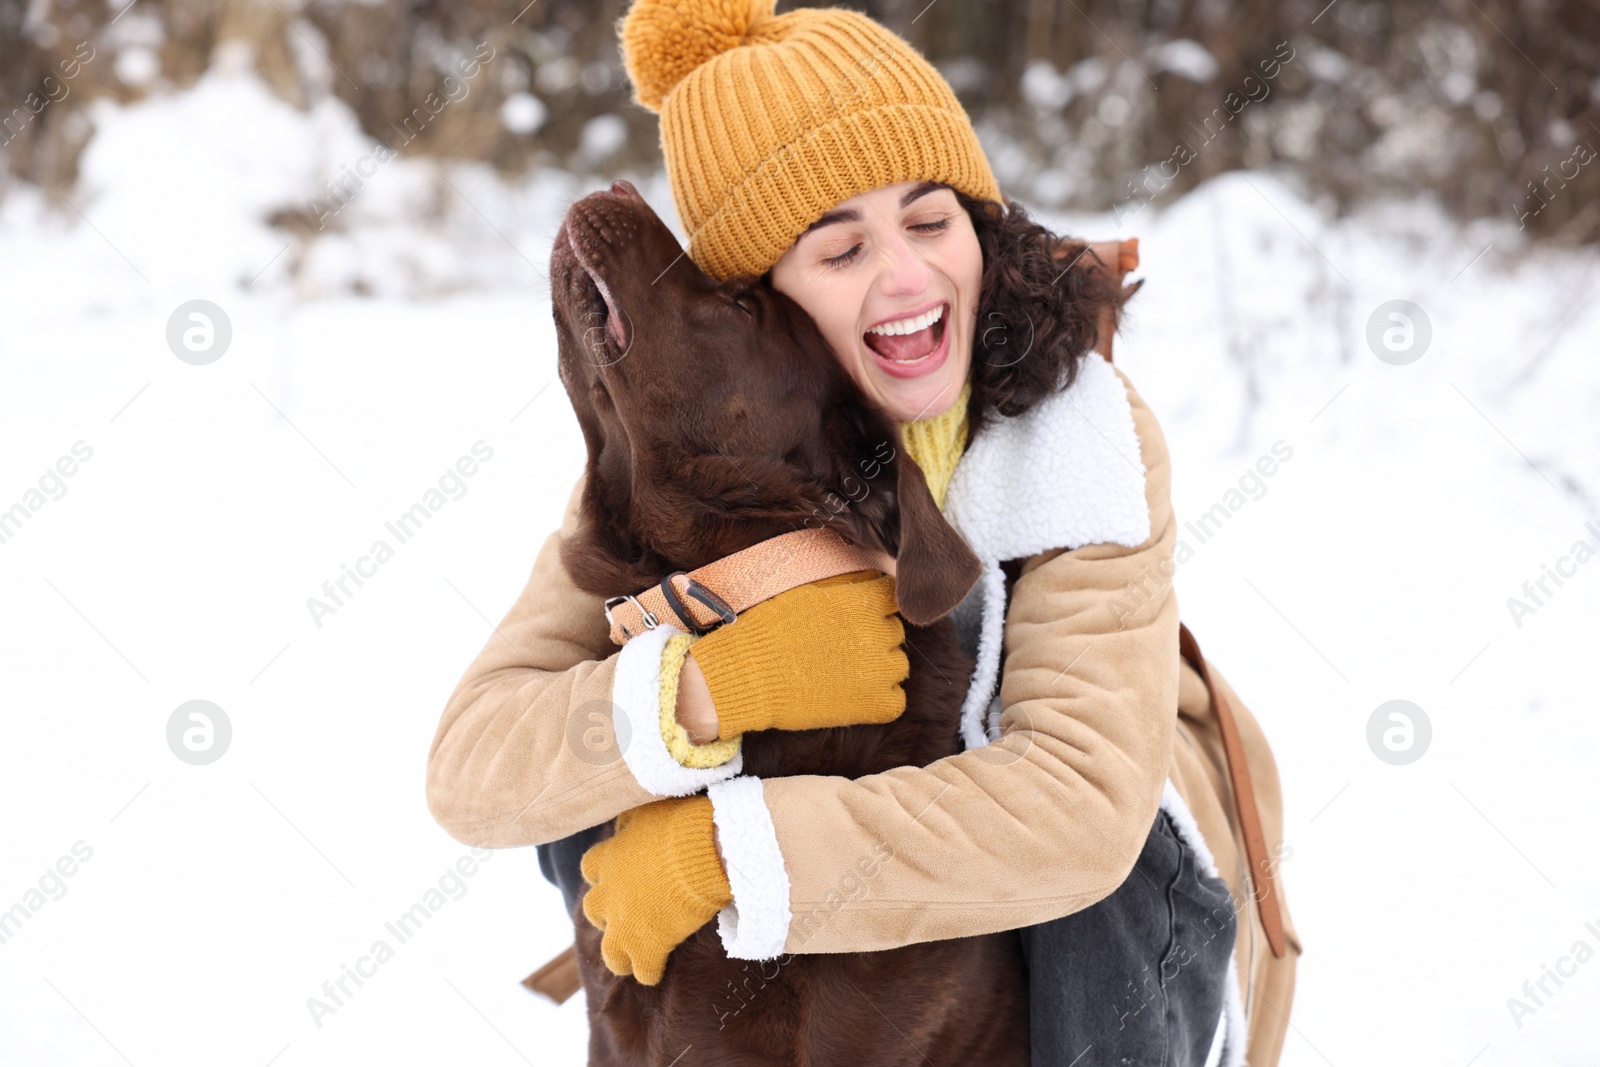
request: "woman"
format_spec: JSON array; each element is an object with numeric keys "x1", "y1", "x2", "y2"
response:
[{"x1": 427, "y1": 1, "x2": 1297, "y2": 1063}]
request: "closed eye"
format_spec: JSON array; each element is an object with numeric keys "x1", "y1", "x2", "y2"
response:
[
  {"x1": 821, "y1": 218, "x2": 952, "y2": 270},
  {"x1": 822, "y1": 244, "x2": 861, "y2": 269}
]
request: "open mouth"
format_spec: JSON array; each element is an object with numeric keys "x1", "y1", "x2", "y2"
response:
[
  {"x1": 571, "y1": 236, "x2": 631, "y2": 353},
  {"x1": 555, "y1": 197, "x2": 635, "y2": 360},
  {"x1": 863, "y1": 301, "x2": 950, "y2": 379}
]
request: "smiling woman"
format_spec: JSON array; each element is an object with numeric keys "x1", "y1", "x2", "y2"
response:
[
  {"x1": 767, "y1": 179, "x2": 980, "y2": 423},
  {"x1": 764, "y1": 178, "x2": 1130, "y2": 438},
  {"x1": 607, "y1": 3, "x2": 1280, "y2": 1060},
  {"x1": 428, "y1": 0, "x2": 1299, "y2": 1064}
]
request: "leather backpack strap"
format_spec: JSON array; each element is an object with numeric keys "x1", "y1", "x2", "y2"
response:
[
  {"x1": 1048, "y1": 235, "x2": 1138, "y2": 363},
  {"x1": 1087, "y1": 238, "x2": 1139, "y2": 364},
  {"x1": 1178, "y1": 622, "x2": 1288, "y2": 959},
  {"x1": 521, "y1": 943, "x2": 581, "y2": 1004}
]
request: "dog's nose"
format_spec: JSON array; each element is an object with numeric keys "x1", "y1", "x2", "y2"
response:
[{"x1": 610, "y1": 179, "x2": 637, "y2": 199}]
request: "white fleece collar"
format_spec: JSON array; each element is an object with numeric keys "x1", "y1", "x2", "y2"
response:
[
  {"x1": 944, "y1": 355, "x2": 1151, "y2": 561},
  {"x1": 941, "y1": 356, "x2": 1152, "y2": 749}
]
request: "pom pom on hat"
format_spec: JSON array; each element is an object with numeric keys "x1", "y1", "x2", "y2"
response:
[{"x1": 619, "y1": 0, "x2": 778, "y2": 111}]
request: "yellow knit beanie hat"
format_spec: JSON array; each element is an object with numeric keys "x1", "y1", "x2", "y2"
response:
[{"x1": 617, "y1": 0, "x2": 1003, "y2": 282}]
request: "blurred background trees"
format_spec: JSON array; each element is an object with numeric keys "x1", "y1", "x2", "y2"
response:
[{"x1": 4, "y1": 0, "x2": 1598, "y2": 244}]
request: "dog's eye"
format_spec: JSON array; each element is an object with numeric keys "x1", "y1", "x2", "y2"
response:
[{"x1": 729, "y1": 293, "x2": 759, "y2": 316}]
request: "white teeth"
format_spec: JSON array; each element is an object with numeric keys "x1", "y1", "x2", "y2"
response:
[{"x1": 866, "y1": 304, "x2": 944, "y2": 336}]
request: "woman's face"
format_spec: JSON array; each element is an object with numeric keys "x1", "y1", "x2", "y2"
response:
[{"x1": 768, "y1": 180, "x2": 982, "y2": 423}]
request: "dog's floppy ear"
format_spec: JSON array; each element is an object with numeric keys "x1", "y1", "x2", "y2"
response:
[{"x1": 889, "y1": 442, "x2": 983, "y2": 625}]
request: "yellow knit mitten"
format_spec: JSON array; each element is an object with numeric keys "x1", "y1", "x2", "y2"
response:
[
  {"x1": 580, "y1": 794, "x2": 732, "y2": 985},
  {"x1": 688, "y1": 570, "x2": 908, "y2": 736},
  {"x1": 658, "y1": 632, "x2": 742, "y2": 768}
]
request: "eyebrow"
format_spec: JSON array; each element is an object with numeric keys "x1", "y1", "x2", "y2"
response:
[{"x1": 799, "y1": 181, "x2": 948, "y2": 238}]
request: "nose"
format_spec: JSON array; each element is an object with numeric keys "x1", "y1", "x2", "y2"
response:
[
  {"x1": 611, "y1": 179, "x2": 638, "y2": 200},
  {"x1": 876, "y1": 229, "x2": 934, "y2": 297}
]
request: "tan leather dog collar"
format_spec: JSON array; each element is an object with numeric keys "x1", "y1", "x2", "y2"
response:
[{"x1": 603, "y1": 527, "x2": 896, "y2": 646}]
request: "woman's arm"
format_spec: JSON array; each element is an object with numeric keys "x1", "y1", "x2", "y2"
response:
[
  {"x1": 704, "y1": 369, "x2": 1180, "y2": 959},
  {"x1": 425, "y1": 476, "x2": 743, "y2": 849}
]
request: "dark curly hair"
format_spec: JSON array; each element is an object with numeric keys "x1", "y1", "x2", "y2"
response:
[{"x1": 951, "y1": 187, "x2": 1136, "y2": 440}]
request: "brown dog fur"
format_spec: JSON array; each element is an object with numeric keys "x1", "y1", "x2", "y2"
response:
[{"x1": 549, "y1": 179, "x2": 1030, "y2": 1067}]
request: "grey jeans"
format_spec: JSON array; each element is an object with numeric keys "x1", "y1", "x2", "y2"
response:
[
  {"x1": 538, "y1": 807, "x2": 1237, "y2": 1066},
  {"x1": 1020, "y1": 808, "x2": 1238, "y2": 1066}
]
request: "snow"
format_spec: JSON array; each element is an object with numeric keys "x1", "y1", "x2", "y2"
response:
[
  {"x1": 3, "y1": 64, "x2": 1599, "y2": 1067},
  {"x1": 500, "y1": 92, "x2": 547, "y2": 136},
  {"x1": 1149, "y1": 39, "x2": 1219, "y2": 83}
]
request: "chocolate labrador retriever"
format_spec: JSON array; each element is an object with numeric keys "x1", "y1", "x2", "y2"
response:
[{"x1": 548, "y1": 179, "x2": 1029, "y2": 1067}]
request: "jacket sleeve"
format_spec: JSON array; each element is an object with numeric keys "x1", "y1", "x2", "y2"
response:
[
  {"x1": 703, "y1": 370, "x2": 1179, "y2": 958},
  {"x1": 425, "y1": 474, "x2": 742, "y2": 849}
]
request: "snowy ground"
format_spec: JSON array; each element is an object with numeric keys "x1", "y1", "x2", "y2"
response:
[{"x1": 2, "y1": 62, "x2": 1598, "y2": 1066}]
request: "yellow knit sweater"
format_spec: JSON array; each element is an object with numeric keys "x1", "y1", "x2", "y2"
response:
[
  {"x1": 659, "y1": 376, "x2": 974, "y2": 766},
  {"x1": 895, "y1": 377, "x2": 972, "y2": 510}
]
